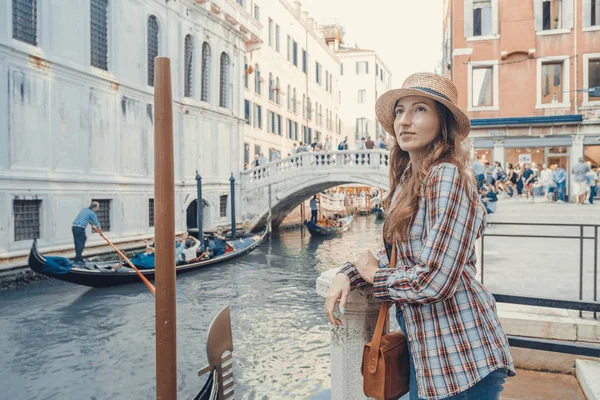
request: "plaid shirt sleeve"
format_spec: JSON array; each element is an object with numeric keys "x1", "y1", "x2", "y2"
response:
[
  {"x1": 338, "y1": 247, "x2": 390, "y2": 289},
  {"x1": 373, "y1": 164, "x2": 480, "y2": 303}
]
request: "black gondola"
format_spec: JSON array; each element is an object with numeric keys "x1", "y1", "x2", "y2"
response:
[
  {"x1": 303, "y1": 215, "x2": 353, "y2": 237},
  {"x1": 28, "y1": 229, "x2": 268, "y2": 288}
]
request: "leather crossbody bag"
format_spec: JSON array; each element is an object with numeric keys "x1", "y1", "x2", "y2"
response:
[{"x1": 361, "y1": 244, "x2": 410, "y2": 400}]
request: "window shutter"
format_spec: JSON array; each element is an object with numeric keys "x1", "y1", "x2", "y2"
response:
[
  {"x1": 534, "y1": 0, "x2": 544, "y2": 31},
  {"x1": 491, "y1": 0, "x2": 499, "y2": 35},
  {"x1": 464, "y1": 0, "x2": 474, "y2": 37},
  {"x1": 583, "y1": 0, "x2": 592, "y2": 27},
  {"x1": 562, "y1": 0, "x2": 574, "y2": 29}
]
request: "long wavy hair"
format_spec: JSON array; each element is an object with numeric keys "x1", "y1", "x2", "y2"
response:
[{"x1": 383, "y1": 101, "x2": 476, "y2": 243}]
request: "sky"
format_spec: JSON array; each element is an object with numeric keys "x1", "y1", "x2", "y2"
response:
[{"x1": 299, "y1": 0, "x2": 444, "y2": 86}]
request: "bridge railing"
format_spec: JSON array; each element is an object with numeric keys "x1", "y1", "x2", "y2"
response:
[{"x1": 241, "y1": 149, "x2": 390, "y2": 185}]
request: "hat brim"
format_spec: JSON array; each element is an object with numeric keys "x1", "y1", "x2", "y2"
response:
[{"x1": 375, "y1": 88, "x2": 471, "y2": 140}]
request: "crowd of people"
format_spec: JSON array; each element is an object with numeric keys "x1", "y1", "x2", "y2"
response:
[
  {"x1": 472, "y1": 156, "x2": 598, "y2": 207},
  {"x1": 243, "y1": 134, "x2": 389, "y2": 170}
]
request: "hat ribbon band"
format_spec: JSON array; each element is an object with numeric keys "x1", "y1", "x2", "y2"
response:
[{"x1": 408, "y1": 86, "x2": 452, "y2": 103}]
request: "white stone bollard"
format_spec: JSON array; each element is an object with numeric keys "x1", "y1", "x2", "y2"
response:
[{"x1": 316, "y1": 268, "x2": 383, "y2": 400}]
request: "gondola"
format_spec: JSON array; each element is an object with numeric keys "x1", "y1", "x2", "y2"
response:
[
  {"x1": 304, "y1": 215, "x2": 353, "y2": 237},
  {"x1": 28, "y1": 229, "x2": 268, "y2": 288}
]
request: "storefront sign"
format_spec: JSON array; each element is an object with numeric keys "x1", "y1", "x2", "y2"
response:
[{"x1": 518, "y1": 154, "x2": 532, "y2": 164}]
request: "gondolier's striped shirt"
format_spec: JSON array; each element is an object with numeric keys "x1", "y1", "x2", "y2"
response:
[
  {"x1": 339, "y1": 163, "x2": 515, "y2": 400},
  {"x1": 73, "y1": 208, "x2": 101, "y2": 229}
]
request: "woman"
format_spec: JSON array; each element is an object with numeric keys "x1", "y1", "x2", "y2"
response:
[
  {"x1": 324, "y1": 73, "x2": 515, "y2": 400},
  {"x1": 507, "y1": 163, "x2": 517, "y2": 198}
]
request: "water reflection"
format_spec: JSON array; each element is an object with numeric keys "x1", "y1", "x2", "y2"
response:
[{"x1": 0, "y1": 215, "x2": 383, "y2": 399}]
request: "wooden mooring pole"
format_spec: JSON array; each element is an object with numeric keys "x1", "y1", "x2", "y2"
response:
[{"x1": 154, "y1": 57, "x2": 177, "y2": 400}]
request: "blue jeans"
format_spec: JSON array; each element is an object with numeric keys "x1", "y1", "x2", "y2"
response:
[
  {"x1": 590, "y1": 186, "x2": 597, "y2": 204},
  {"x1": 476, "y1": 174, "x2": 485, "y2": 189},
  {"x1": 72, "y1": 226, "x2": 87, "y2": 263},
  {"x1": 556, "y1": 181, "x2": 566, "y2": 201},
  {"x1": 396, "y1": 307, "x2": 507, "y2": 400}
]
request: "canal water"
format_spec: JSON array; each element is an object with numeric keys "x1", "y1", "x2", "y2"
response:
[{"x1": 0, "y1": 215, "x2": 384, "y2": 400}]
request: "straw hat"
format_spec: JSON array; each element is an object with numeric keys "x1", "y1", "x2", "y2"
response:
[{"x1": 375, "y1": 73, "x2": 471, "y2": 139}]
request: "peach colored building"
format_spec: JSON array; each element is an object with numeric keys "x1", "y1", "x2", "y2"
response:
[{"x1": 442, "y1": 0, "x2": 600, "y2": 198}]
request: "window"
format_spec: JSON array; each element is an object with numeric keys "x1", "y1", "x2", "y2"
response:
[
  {"x1": 356, "y1": 118, "x2": 368, "y2": 139},
  {"x1": 307, "y1": 98, "x2": 312, "y2": 120},
  {"x1": 268, "y1": 18, "x2": 273, "y2": 46},
  {"x1": 149, "y1": 199, "x2": 155, "y2": 227},
  {"x1": 340, "y1": 63, "x2": 344, "y2": 76},
  {"x1": 302, "y1": 126, "x2": 312, "y2": 144},
  {"x1": 92, "y1": 199, "x2": 111, "y2": 232},
  {"x1": 293, "y1": 88, "x2": 297, "y2": 113},
  {"x1": 254, "y1": 4, "x2": 260, "y2": 21},
  {"x1": 535, "y1": 0, "x2": 572, "y2": 32},
  {"x1": 269, "y1": 73, "x2": 274, "y2": 101},
  {"x1": 356, "y1": 61, "x2": 368, "y2": 74},
  {"x1": 293, "y1": 41, "x2": 298, "y2": 67},
  {"x1": 473, "y1": 0, "x2": 492, "y2": 36},
  {"x1": 315, "y1": 102, "x2": 320, "y2": 125},
  {"x1": 254, "y1": 64, "x2": 261, "y2": 94},
  {"x1": 90, "y1": 0, "x2": 109, "y2": 70},
  {"x1": 277, "y1": 114, "x2": 282, "y2": 135},
  {"x1": 287, "y1": 84, "x2": 292, "y2": 110},
  {"x1": 287, "y1": 35, "x2": 291, "y2": 61},
  {"x1": 255, "y1": 145, "x2": 262, "y2": 157},
  {"x1": 325, "y1": 71, "x2": 329, "y2": 92},
  {"x1": 201, "y1": 42, "x2": 211, "y2": 102},
  {"x1": 585, "y1": 56, "x2": 600, "y2": 103},
  {"x1": 585, "y1": 0, "x2": 600, "y2": 27},
  {"x1": 358, "y1": 89, "x2": 366, "y2": 103},
  {"x1": 253, "y1": 104, "x2": 263, "y2": 129},
  {"x1": 302, "y1": 95, "x2": 306, "y2": 117},
  {"x1": 147, "y1": 16, "x2": 159, "y2": 87},
  {"x1": 302, "y1": 49, "x2": 307, "y2": 73},
  {"x1": 315, "y1": 61, "x2": 322, "y2": 84},
  {"x1": 13, "y1": 199, "x2": 41, "y2": 241},
  {"x1": 236, "y1": 0, "x2": 243, "y2": 6},
  {"x1": 275, "y1": 77, "x2": 280, "y2": 104},
  {"x1": 244, "y1": 100, "x2": 251, "y2": 124},
  {"x1": 472, "y1": 66, "x2": 493, "y2": 107},
  {"x1": 244, "y1": 61, "x2": 249, "y2": 89},
  {"x1": 244, "y1": 143, "x2": 250, "y2": 164},
  {"x1": 184, "y1": 35, "x2": 194, "y2": 97},
  {"x1": 220, "y1": 195, "x2": 228, "y2": 218},
  {"x1": 12, "y1": 0, "x2": 37, "y2": 46},
  {"x1": 275, "y1": 24, "x2": 280, "y2": 52},
  {"x1": 541, "y1": 62, "x2": 563, "y2": 103},
  {"x1": 294, "y1": 121, "x2": 299, "y2": 140},
  {"x1": 219, "y1": 52, "x2": 230, "y2": 108}
]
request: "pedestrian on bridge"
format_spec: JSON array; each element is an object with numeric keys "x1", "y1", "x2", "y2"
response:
[{"x1": 325, "y1": 73, "x2": 514, "y2": 400}]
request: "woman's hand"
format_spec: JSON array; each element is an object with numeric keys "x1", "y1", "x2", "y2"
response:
[
  {"x1": 354, "y1": 250, "x2": 379, "y2": 284},
  {"x1": 325, "y1": 273, "x2": 351, "y2": 326}
]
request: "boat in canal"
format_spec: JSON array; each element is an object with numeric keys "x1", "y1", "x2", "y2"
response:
[
  {"x1": 27, "y1": 229, "x2": 268, "y2": 288},
  {"x1": 304, "y1": 215, "x2": 353, "y2": 237}
]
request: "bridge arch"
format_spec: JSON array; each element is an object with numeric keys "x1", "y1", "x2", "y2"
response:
[{"x1": 239, "y1": 150, "x2": 390, "y2": 231}]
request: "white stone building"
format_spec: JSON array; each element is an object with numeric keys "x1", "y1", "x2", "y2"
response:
[
  {"x1": 243, "y1": 0, "x2": 342, "y2": 164},
  {"x1": 0, "y1": 0, "x2": 261, "y2": 267},
  {"x1": 336, "y1": 48, "x2": 392, "y2": 149}
]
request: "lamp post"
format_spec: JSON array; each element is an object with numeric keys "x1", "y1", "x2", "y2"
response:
[
  {"x1": 195, "y1": 170, "x2": 203, "y2": 241},
  {"x1": 230, "y1": 173, "x2": 236, "y2": 240}
]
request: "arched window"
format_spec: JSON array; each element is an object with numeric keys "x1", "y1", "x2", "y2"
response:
[
  {"x1": 147, "y1": 15, "x2": 159, "y2": 87},
  {"x1": 275, "y1": 77, "x2": 280, "y2": 105},
  {"x1": 184, "y1": 34, "x2": 194, "y2": 97},
  {"x1": 90, "y1": 0, "x2": 109, "y2": 71},
  {"x1": 219, "y1": 52, "x2": 230, "y2": 108},
  {"x1": 201, "y1": 42, "x2": 211, "y2": 102},
  {"x1": 293, "y1": 88, "x2": 297, "y2": 113},
  {"x1": 268, "y1": 73, "x2": 274, "y2": 102},
  {"x1": 254, "y1": 64, "x2": 261, "y2": 94},
  {"x1": 287, "y1": 85, "x2": 291, "y2": 110}
]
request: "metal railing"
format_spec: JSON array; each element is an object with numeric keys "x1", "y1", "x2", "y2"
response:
[
  {"x1": 481, "y1": 222, "x2": 599, "y2": 320},
  {"x1": 491, "y1": 293, "x2": 600, "y2": 357}
]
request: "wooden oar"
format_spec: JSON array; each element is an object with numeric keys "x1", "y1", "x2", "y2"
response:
[{"x1": 90, "y1": 223, "x2": 156, "y2": 296}]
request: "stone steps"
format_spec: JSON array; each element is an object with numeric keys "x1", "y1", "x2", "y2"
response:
[
  {"x1": 576, "y1": 360, "x2": 600, "y2": 400},
  {"x1": 502, "y1": 369, "x2": 586, "y2": 400}
]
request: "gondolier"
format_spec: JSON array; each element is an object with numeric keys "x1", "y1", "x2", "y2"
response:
[
  {"x1": 309, "y1": 195, "x2": 319, "y2": 224},
  {"x1": 72, "y1": 201, "x2": 102, "y2": 265}
]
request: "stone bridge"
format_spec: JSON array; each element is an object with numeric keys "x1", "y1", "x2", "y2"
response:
[{"x1": 239, "y1": 149, "x2": 390, "y2": 231}]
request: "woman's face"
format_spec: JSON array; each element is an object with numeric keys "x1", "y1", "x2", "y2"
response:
[{"x1": 393, "y1": 96, "x2": 441, "y2": 158}]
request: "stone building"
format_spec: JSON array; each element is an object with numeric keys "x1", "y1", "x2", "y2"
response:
[
  {"x1": 442, "y1": 0, "x2": 600, "y2": 198},
  {"x1": 243, "y1": 0, "x2": 342, "y2": 164},
  {"x1": 0, "y1": 0, "x2": 261, "y2": 267}
]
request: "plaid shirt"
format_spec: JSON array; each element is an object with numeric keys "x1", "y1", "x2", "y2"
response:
[{"x1": 340, "y1": 163, "x2": 515, "y2": 399}]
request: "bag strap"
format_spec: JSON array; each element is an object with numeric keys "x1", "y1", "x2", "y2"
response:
[{"x1": 367, "y1": 243, "x2": 397, "y2": 374}]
